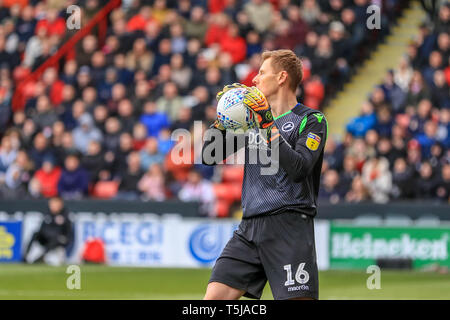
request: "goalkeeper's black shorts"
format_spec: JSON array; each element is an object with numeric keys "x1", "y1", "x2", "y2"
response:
[{"x1": 209, "y1": 211, "x2": 319, "y2": 300}]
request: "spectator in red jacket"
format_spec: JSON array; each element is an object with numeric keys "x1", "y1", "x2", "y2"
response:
[
  {"x1": 220, "y1": 23, "x2": 246, "y2": 64},
  {"x1": 126, "y1": 6, "x2": 157, "y2": 32},
  {"x1": 35, "y1": 8, "x2": 65, "y2": 38},
  {"x1": 204, "y1": 12, "x2": 229, "y2": 47},
  {"x1": 30, "y1": 155, "x2": 61, "y2": 198}
]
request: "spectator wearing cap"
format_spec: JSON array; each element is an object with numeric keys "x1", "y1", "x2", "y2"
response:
[
  {"x1": 30, "y1": 155, "x2": 61, "y2": 198},
  {"x1": 57, "y1": 154, "x2": 89, "y2": 200},
  {"x1": 72, "y1": 113, "x2": 103, "y2": 155}
]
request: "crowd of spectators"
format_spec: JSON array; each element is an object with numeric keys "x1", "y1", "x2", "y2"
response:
[
  {"x1": 320, "y1": 1, "x2": 449, "y2": 204},
  {"x1": 0, "y1": 0, "x2": 445, "y2": 219}
]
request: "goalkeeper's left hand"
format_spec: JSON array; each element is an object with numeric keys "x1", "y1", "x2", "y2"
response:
[{"x1": 242, "y1": 86, "x2": 274, "y2": 130}]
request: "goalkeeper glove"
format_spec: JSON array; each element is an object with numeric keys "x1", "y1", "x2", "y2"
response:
[
  {"x1": 242, "y1": 86, "x2": 274, "y2": 130},
  {"x1": 211, "y1": 119, "x2": 225, "y2": 131},
  {"x1": 216, "y1": 83, "x2": 249, "y2": 102}
]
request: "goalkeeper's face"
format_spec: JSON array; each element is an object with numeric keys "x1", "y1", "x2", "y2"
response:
[{"x1": 252, "y1": 58, "x2": 280, "y2": 100}]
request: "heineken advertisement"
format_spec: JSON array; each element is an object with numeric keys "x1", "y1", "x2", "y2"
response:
[{"x1": 330, "y1": 224, "x2": 450, "y2": 269}]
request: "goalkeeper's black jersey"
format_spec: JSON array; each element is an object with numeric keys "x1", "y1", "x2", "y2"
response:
[{"x1": 202, "y1": 103, "x2": 328, "y2": 219}]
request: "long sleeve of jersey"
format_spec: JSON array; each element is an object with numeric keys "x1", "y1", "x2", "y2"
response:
[
  {"x1": 272, "y1": 113, "x2": 327, "y2": 183},
  {"x1": 202, "y1": 127, "x2": 246, "y2": 165}
]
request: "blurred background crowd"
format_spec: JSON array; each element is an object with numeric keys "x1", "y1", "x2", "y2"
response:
[{"x1": 0, "y1": 0, "x2": 448, "y2": 218}]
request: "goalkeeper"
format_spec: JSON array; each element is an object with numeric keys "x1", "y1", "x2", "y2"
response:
[{"x1": 202, "y1": 49, "x2": 327, "y2": 300}]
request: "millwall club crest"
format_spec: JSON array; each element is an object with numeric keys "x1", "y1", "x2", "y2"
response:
[{"x1": 281, "y1": 122, "x2": 294, "y2": 132}]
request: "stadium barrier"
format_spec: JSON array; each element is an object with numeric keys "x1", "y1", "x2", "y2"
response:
[{"x1": 0, "y1": 201, "x2": 448, "y2": 269}]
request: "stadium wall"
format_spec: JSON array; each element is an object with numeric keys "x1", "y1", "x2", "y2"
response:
[{"x1": 0, "y1": 201, "x2": 449, "y2": 270}]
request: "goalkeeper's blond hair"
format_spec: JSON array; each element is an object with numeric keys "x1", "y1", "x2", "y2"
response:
[{"x1": 261, "y1": 50, "x2": 303, "y2": 92}]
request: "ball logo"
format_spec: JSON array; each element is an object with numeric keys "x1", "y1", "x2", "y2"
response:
[
  {"x1": 282, "y1": 122, "x2": 294, "y2": 132},
  {"x1": 189, "y1": 225, "x2": 224, "y2": 264}
]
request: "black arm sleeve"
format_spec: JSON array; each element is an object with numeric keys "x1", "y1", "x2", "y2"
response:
[
  {"x1": 272, "y1": 114, "x2": 327, "y2": 183},
  {"x1": 202, "y1": 127, "x2": 246, "y2": 166}
]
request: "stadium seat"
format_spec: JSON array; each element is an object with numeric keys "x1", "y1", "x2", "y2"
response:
[
  {"x1": 222, "y1": 165, "x2": 244, "y2": 183},
  {"x1": 353, "y1": 214, "x2": 383, "y2": 226},
  {"x1": 215, "y1": 199, "x2": 231, "y2": 218},
  {"x1": 415, "y1": 215, "x2": 441, "y2": 227},
  {"x1": 91, "y1": 181, "x2": 119, "y2": 199},
  {"x1": 384, "y1": 214, "x2": 413, "y2": 226}
]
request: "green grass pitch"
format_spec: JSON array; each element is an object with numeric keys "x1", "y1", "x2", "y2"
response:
[{"x1": 0, "y1": 264, "x2": 449, "y2": 299}]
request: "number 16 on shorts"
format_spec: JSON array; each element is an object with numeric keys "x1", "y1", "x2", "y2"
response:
[{"x1": 284, "y1": 263, "x2": 310, "y2": 286}]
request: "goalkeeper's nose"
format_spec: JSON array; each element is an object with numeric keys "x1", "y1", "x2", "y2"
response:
[{"x1": 252, "y1": 75, "x2": 259, "y2": 86}]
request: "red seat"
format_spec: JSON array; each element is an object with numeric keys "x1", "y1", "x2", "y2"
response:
[
  {"x1": 222, "y1": 165, "x2": 244, "y2": 183},
  {"x1": 215, "y1": 199, "x2": 231, "y2": 218},
  {"x1": 91, "y1": 181, "x2": 119, "y2": 199}
]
